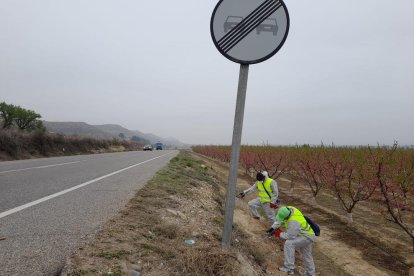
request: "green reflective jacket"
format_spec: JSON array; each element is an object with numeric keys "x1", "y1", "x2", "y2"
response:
[
  {"x1": 257, "y1": 178, "x2": 274, "y2": 203},
  {"x1": 284, "y1": 206, "x2": 315, "y2": 236}
]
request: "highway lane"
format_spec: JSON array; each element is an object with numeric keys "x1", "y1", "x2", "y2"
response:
[{"x1": 0, "y1": 150, "x2": 178, "y2": 275}]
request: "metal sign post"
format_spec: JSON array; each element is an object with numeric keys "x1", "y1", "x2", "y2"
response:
[
  {"x1": 210, "y1": 0, "x2": 290, "y2": 247},
  {"x1": 222, "y1": 64, "x2": 249, "y2": 246}
]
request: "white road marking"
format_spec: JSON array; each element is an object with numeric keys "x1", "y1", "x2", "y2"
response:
[
  {"x1": 0, "y1": 161, "x2": 80, "y2": 174},
  {"x1": 0, "y1": 152, "x2": 174, "y2": 219}
]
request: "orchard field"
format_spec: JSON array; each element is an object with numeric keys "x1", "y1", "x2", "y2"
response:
[{"x1": 192, "y1": 144, "x2": 414, "y2": 270}]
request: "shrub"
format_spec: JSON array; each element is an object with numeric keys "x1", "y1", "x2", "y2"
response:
[{"x1": 0, "y1": 129, "x2": 143, "y2": 161}]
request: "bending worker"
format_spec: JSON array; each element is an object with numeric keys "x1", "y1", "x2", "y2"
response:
[
  {"x1": 239, "y1": 171, "x2": 279, "y2": 225},
  {"x1": 267, "y1": 206, "x2": 316, "y2": 276}
]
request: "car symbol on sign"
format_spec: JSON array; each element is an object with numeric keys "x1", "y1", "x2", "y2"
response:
[
  {"x1": 223, "y1": 16, "x2": 244, "y2": 33},
  {"x1": 256, "y1": 18, "x2": 278, "y2": 36}
]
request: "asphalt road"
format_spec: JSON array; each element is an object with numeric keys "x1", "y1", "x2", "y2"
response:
[{"x1": 0, "y1": 150, "x2": 178, "y2": 275}]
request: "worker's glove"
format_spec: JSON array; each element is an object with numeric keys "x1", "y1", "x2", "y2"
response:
[
  {"x1": 238, "y1": 192, "x2": 245, "y2": 198},
  {"x1": 270, "y1": 202, "x2": 278, "y2": 209},
  {"x1": 266, "y1": 227, "x2": 276, "y2": 236},
  {"x1": 274, "y1": 229, "x2": 282, "y2": 237}
]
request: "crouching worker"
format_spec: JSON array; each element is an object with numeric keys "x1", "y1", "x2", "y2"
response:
[
  {"x1": 238, "y1": 171, "x2": 279, "y2": 225},
  {"x1": 266, "y1": 206, "x2": 316, "y2": 276}
]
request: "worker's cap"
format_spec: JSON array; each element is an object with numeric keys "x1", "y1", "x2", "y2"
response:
[
  {"x1": 276, "y1": 206, "x2": 291, "y2": 222},
  {"x1": 256, "y1": 172, "x2": 265, "y2": 181}
]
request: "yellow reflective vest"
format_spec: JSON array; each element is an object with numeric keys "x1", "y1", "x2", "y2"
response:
[
  {"x1": 257, "y1": 178, "x2": 274, "y2": 203},
  {"x1": 284, "y1": 206, "x2": 315, "y2": 236}
]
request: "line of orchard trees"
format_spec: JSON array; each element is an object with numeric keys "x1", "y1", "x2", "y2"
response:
[
  {"x1": 192, "y1": 144, "x2": 414, "y2": 252},
  {"x1": 0, "y1": 102, "x2": 44, "y2": 131}
]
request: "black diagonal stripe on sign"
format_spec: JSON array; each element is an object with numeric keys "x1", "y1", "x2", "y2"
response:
[
  {"x1": 221, "y1": 2, "x2": 281, "y2": 52},
  {"x1": 223, "y1": 3, "x2": 282, "y2": 53},
  {"x1": 218, "y1": 0, "x2": 277, "y2": 47},
  {"x1": 223, "y1": 3, "x2": 281, "y2": 53},
  {"x1": 218, "y1": 0, "x2": 275, "y2": 46},
  {"x1": 219, "y1": 1, "x2": 278, "y2": 50}
]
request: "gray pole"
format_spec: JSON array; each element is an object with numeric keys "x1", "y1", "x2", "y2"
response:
[{"x1": 222, "y1": 64, "x2": 249, "y2": 247}]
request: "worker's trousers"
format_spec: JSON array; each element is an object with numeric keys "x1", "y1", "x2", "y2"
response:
[
  {"x1": 284, "y1": 235, "x2": 316, "y2": 276},
  {"x1": 247, "y1": 198, "x2": 275, "y2": 225}
]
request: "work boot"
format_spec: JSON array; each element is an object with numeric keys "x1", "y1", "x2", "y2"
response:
[
  {"x1": 279, "y1": 267, "x2": 294, "y2": 275},
  {"x1": 253, "y1": 216, "x2": 260, "y2": 220}
]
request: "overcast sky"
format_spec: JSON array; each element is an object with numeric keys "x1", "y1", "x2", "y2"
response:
[{"x1": 1, "y1": 0, "x2": 413, "y2": 146}]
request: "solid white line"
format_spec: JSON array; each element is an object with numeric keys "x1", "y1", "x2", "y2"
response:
[
  {"x1": 0, "y1": 152, "x2": 174, "y2": 219},
  {"x1": 0, "y1": 161, "x2": 80, "y2": 174}
]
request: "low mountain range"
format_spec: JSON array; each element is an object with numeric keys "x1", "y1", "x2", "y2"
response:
[{"x1": 43, "y1": 121, "x2": 190, "y2": 149}]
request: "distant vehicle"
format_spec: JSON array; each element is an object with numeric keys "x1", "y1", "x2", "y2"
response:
[
  {"x1": 224, "y1": 16, "x2": 244, "y2": 33},
  {"x1": 256, "y1": 18, "x2": 278, "y2": 35},
  {"x1": 155, "y1": 142, "x2": 163, "y2": 150},
  {"x1": 143, "y1": 144, "x2": 153, "y2": 151}
]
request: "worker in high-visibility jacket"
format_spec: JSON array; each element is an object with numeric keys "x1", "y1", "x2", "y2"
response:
[
  {"x1": 239, "y1": 171, "x2": 279, "y2": 225},
  {"x1": 267, "y1": 206, "x2": 316, "y2": 276}
]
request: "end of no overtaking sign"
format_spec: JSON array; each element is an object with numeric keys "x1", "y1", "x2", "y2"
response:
[
  {"x1": 210, "y1": 0, "x2": 290, "y2": 64},
  {"x1": 210, "y1": 0, "x2": 291, "y2": 247}
]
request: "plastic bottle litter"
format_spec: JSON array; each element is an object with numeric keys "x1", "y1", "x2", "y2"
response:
[{"x1": 184, "y1": 239, "x2": 195, "y2": 245}]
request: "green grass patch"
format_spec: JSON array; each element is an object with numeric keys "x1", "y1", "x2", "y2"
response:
[
  {"x1": 72, "y1": 268, "x2": 88, "y2": 276},
  {"x1": 212, "y1": 216, "x2": 224, "y2": 226},
  {"x1": 102, "y1": 272, "x2": 122, "y2": 276},
  {"x1": 153, "y1": 224, "x2": 179, "y2": 239},
  {"x1": 142, "y1": 152, "x2": 214, "y2": 200},
  {"x1": 96, "y1": 250, "x2": 131, "y2": 260}
]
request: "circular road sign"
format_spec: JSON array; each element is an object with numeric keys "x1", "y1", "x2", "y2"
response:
[{"x1": 210, "y1": 0, "x2": 290, "y2": 64}]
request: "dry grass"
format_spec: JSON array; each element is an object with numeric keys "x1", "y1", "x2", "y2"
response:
[
  {"x1": 174, "y1": 246, "x2": 240, "y2": 276},
  {"x1": 61, "y1": 151, "x2": 265, "y2": 276},
  {"x1": 0, "y1": 129, "x2": 142, "y2": 160}
]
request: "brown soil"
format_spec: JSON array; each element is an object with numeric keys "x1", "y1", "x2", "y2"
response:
[{"x1": 61, "y1": 151, "x2": 413, "y2": 276}]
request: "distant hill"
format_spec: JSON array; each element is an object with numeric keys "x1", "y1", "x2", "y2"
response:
[
  {"x1": 43, "y1": 122, "x2": 114, "y2": 140},
  {"x1": 43, "y1": 121, "x2": 190, "y2": 149},
  {"x1": 93, "y1": 124, "x2": 149, "y2": 144}
]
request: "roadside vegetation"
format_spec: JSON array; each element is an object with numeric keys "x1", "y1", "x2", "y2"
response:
[
  {"x1": 193, "y1": 145, "x2": 414, "y2": 267},
  {"x1": 0, "y1": 129, "x2": 142, "y2": 161},
  {"x1": 0, "y1": 101, "x2": 44, "y2": 131},
  {"x1": 61, "y1": 152, "x2": 271, "y2": 276},
  {"x1": 62, "y1": 150, "x2": 412, "y2": 275},
  {"x1": 0, "y1": 102, "x2": 143, "y2": 161},
  {"x1": 61, "y1": 151, "x2": 412, "y2": 276}
]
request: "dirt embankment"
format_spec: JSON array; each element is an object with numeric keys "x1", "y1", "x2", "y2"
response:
[{"x1": 61, "y1": 151, "x2": 413, "y2": 276}]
